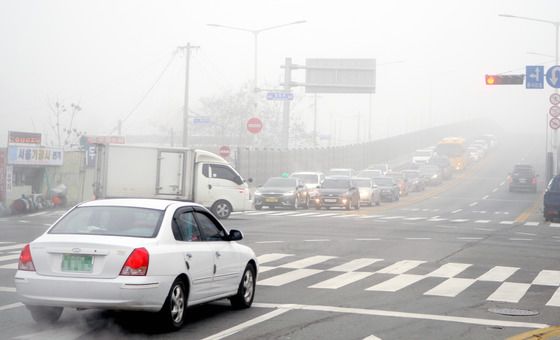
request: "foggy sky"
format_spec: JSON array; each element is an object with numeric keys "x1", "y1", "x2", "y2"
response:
[{"x1": 0, "y1": 0, "x2": 558, "y2": 147}]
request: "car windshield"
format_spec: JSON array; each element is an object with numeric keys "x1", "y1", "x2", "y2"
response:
[
  {"x1": 435, "y1": 144, "x2": 464, "y2": 157},
  {"x1": 49, "y1": 206, "x2": 163, "y2": 238},
  {"x1": 263, "y1": 178, "x2": 296, "y2": 187},
  {"x1": 291, "y1": 174, "x2": 318, "y2": 184},
  {"x1": 322, "y1": 179, "x2": 350, "y2": 189},
  {"x1": 353, "y1": 179, "x2": 371, "y2": 187},
  {"x1": 372, "y1": 178, "x2": 394, "y2": 186}
]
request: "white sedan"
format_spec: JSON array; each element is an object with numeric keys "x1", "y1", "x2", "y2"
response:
[{"x1": 15, "y1": 198, "x2": 258, "y2": 330}]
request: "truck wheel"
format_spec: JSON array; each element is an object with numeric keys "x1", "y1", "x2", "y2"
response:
[{"x1": 211, "y1": 200, "x2": 232, "y2": 219}]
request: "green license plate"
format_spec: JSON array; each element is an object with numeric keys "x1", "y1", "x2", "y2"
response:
[
  {"x1": 265, "y1": 198, "x2": 279, "y2": 203},
  {"x1": 61, "y1": 254, "x2": 93, "y2": 272}
]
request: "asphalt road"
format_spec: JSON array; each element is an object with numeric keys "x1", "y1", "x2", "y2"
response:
[{"x1": 0, "y1": 133, "x2": 558, "y2": 340}]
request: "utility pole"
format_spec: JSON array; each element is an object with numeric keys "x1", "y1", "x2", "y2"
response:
[
  {"x1": 179, "y1": 43, "x2": 199, "y2": 147},
  {"x1": 368, "y1": 94, "x2": 373, "y2": 141},
  {"x1": 313, "y1": 93, "x2": 318, "y2": 147},
  {"x1": 282, "y1": 57, "x2": 293, "y2": 148}
]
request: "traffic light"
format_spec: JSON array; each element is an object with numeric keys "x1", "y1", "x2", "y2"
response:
[{"x1": 485, "y1": 74, "x2": 524, "y2": 85}]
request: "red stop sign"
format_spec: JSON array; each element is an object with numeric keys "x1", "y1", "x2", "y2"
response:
[
  {"x1": 246, "y1": 117, "x2": 263, "y2": 134},
  {"x1": 219, "y1": 145, "x2": 231, "y2": 158}
]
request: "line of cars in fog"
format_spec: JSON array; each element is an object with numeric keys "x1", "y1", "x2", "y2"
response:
[{"x1": 253, "y1": 135, "x2": 497, "y2": 211}]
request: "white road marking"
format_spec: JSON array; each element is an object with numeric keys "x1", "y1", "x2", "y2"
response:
[
  {"x1": 201, "y1": 308, "x2": 291, "y2": 340},
  {"x1": 450, "y1": 219, "x2": 469, "y2": 223},
  {"x1": 355, "y1": 238, "x2": 381, "y2": 241},
  {"x1": 257, "y1": 253, "x2": 293, "y2": 265},
  {"x1": 310, "y1": 213, "x2": 340, "y2": 217},
  {"x1": 499, "y1": 221, "x2": 515, "y2": 225},
  {"x1": 487, "y1": 282, "x2": 531, "y2": 303},
  {"x1": 509, "y1": 238, "x2": 533, "y2": 241},
  {"x1": 0, "y1": 242, "x2": 15, "y2": 245},
  {"x1": 428, "y1": 218, "x2": 447, "y2": 222},
  {"x1": 515, "y1": 232, "x2": 536, "y2": 236},
  {"x1": 457, "y1": 237, "x2": 483, "y2": 240},
  {"x1": 231, "y1": 212, "x2": 242, "y2": 215},
  {"x1": 403, "y1": 217, "x2": 425, "y2": 221},
  {"x1": 427, "y1": 263, "x2": 471, "y2": 278},
  {"x1": 267, "y1": 212, "x2": 299, "y2": 216},
  {"x1": 26, "y1": 211, "x2": 48, "y2": 217},
  {"x1": 42, "y1": 223, "x2": 51, "y2": 227},
  {"x1": 304, "y1": 239, "x2": 331, "y2": 242},
  {"x1": 17, "y1": 220, "x2": 29, "y2": 223},
  {"x1": 245, "y1": 211, "x2": 278, "y2": 216},
  {"x1": 474, "y1": 227, "x2": 494, "y2": 231},
  {"x1": 482, "y1": 195, "x2": 489, "y2": 200},
  {"x1": 381, "y1": 216, "x2": 405, "y2": 220},
  {"x1": 0, "y1": 263, "x2": 18, "y2": 269},
  {"x1": 333, "y1": 214, "x2": 361, "y2": 218},
  {"x1": 500, "y1": 181, "x2": 506, "y2": 186},
  {"x1": 0, "y1": 302, "x2": 24, "y2": 311},
  {"x1": 547, "y1": 287, "x2": 560, "y2": 307},
  {"x1": 290, "y1": 213, "x2": 320, "y2": 217},
  {"x1": 376, "y1": 260, "x2": 426, "y2": 274},
  {"x1": 258, "y1": 266, "x2": 275, "y2": 273},
  {"x1": 424, "y1": 278, "x2": 476, "y2": 297},
  {"x1": 258, "y1": 268, "x2": 321, "y2": 286},
  {"x1": 451, "y1": 209, "x2": 462, "y2": 214},
  {"x1": 524, "y1": 222, "x2": 540, "y2": 227},
  {"x1": 0, "y1": 254, "x2": 20, "y2": 262},
  {"x1": 256, "y1": 241, "x2": 285, "y2": 244},
  {"x1": 476, "y1": 220, "x2": 491, "y2": 225},
  {"x1": 532, "y1": 270, "x2": 560, "y2": 286},
  {"x1": 0, "y1": 286, "x2": 16, "y2": 292},
  {"x1": 280, "y1": 255, "x2": 337, "y2": 269},
  {"x1": 328, "y1": 258, "x2": 383, "y2": 272},
  {"x1": 0, "y1": 244, "x2": 25, "y2": 252},
  {"x1": 477, "y1": 266, "x2": 519, "y2": 282},
  {"x1": 406, "y1": 237, "x2": 431, "y2": 240},
  {"x1": 363, "y1": 336, "x2": 383, "y2": 340},
  {"x1": 492, "y1": 188, "x2": 499, "y2": 193},
  {"x1": 469, "y1": 202, "x2": 478, "y2": 207},
  {"x1": 359, "y1": 215, "x2": 384, "y2": 219},
  {"x1": 366, "y1": 274, "x2": 425, "y2": 292},
  {"x1": 436, "y1": 225, "x2": 457, "y2": 229},
  {"x1": 550, "y1": 223, "x2": 560, "y2": 228},
  {"x1": 252, "y1": 302, "x2": 549, "y2": 329},
  {"x1": 473, "y1": 210, "x2": 487, "y2": 214},
  {"x1": 310, "y1": 272, "x2": 374, "y2": 289}
]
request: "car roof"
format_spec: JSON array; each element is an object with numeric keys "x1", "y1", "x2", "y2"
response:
[
  {"x1": 352, "y1": 177, "x2": 371, "y2": 181},
  {"x1": 79, "y1": 198, "x2": 198, "y2": 210}
]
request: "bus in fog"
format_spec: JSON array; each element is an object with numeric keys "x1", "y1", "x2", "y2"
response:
[{"x1": 435, "y1": 137, "x2": 467, "y2": 171}]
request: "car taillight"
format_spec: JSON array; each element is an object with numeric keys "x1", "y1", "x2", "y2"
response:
[
  {"x1": 120, "y1": 247, "x2": 149, "y2": 276},
  {"x1": 18, "y1": 244, "x2": 35, "y2": 271}
]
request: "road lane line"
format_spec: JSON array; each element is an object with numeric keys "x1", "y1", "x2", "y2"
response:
[
  {"x1": 201, "y1": 308, "x2": 291, "y2": 340},
  {"x1": 515, "y1": 232, "x2": 536, "y2": 236},
  {"x1": 487, "y1": 282, "x2": 531, "y2": 303},
  {"x1": 424, "y1": 278, "x2": 476, "y2": 297},
  {"x1": 266, "y1": 212, "x2": 299, "y2": 216},
  {"x1": 457, "y1": 237, "x2": 483, "y2": 240},
  {"x1": 231, "y1": 212, "x2": 242, "y2": 215},
  {"x1": 474, "y1": 220, "x2": 491, "y2": 224},
  {"x1": 310, "y1": 213, "x2": 340, "y2": 217},
  {"x1": 251, "y1": 302, "x2": 549, "y2": 329},
  {"x1": 509, "y1": 238, "x2": 533, "y2": 241},
  {"x1": 255, "y1": 241, "x2": 285, "y2": 244},
  {"x1": 469, "y1": 202, "x2": 479, "y2": 207},
  {"x1": 475, "y1": 227, "x2": 494, "y2": 231},
  {"x1": 376, "y1": 260, "x2": 426, "y2": 274},
  {"x1": 524, "y1": 222, "x2": 539, "y2": 226},
  {"x1": 333, "y1": 214, "x2": 361, "y2": 218},
  {"x1": 258, "y1": 266, "x2": 275, "y2": 273},
  {"x1": 359, "y1": 215, "x2": 384, "y2": 219},
  {"x1": 381, "y1": 216, "x2": 405, "y2": 220},
  {"x1": 428, "y1": 218, "x2": 447, "y2": 222},
  {"x1": 304, "y1": 239, "x2": 331, "y2": 242},
  {"x1": 477, "y1": 266, "x2": 519, "y2": 282},
  {"x1": 290, "y1": 213, "x2": 321, "y2": 217},
  {"x1": 406, "y1": 238, "x2": 431, "y2": 240},
  {"x1": 492, "y1": 188, "x2": 499, "y2": 193},
  {"x1": 547, "y1": 287, "x2": 560, "y2": 307},
  {"x1": 482, "y1": 195, "x2": 489, "y2": 200},
  {"x1": 436, "y1": 225, "x2": 457, "y2": 229},
  {"x1": 328, "y1": 258, "x2": 383, "y2": 272},
  {"x1": 245, "y1": 211, "x2": 278, "y2": 216},
  {"x1": 500, "y1": 181, "x2": 505, "y2": 186},
  {"x1": 450, "y1": 219, "x2": 469, "y2": 223},
  {"x1": 310, "y1": 272, "x2": 373, "y2": 289},
  {"x1": 363, "y1": 336, "x2": 383, "y2": 340},
  {"x1": 0, "y1": 254, "x2": 20, "y2": 262},
  {"x1": 0, "y1": 244, "x2": 26, "y2": 252},
  {"x1": 532, "y1": 270, "x2": 560, "y2": 286},
  {"x1": 280, "y1": 255, "x2": 337, "y2": 269},
  {"x1": 366, "y1": 274, "x2": 425, "y2": 292},
  {"x1": 403, "y1": 217, "x2": 425, "y2": 221},
  {"x1": 550, "y1": 223, "x2": 560, "y2": 228},
  {"x1": 0, "y1": 286, "x2": 16, "y2": 292},
  {"x1": 0, "y1": 263, "x2": 17, "y2": 269},
  {"x1": 258, "y1": 269, "x2": 322, "y2": 286},
  {"x1": 500, "y1": 221, "x2": 515, "y2": 225},
  {"x1": 257, "y1": 253, "x2": 293, "y2": 265},
  {"x1": 0, "y1": 302, "x2": 24, "y2": 312},
  {"x1": 355, "y1": 238, "x2": 381, "y2": 241},
  {"x1": 427, "y1": 263, "x2": 471, "y2": 278},
  {"x1": 451, "y1": 209, "x2": 462, "y2": 214}
]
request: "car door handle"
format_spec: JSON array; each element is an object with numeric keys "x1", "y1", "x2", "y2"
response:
[
  {"x1": 208, "y1": 184, "x2": 212, "y2": 190},
  {"x1": 215, "y1": 251, "x2": 221, "y2": 257},
  {"x1": 185, "y1": 253, "x2": 192, "y2": 259}
]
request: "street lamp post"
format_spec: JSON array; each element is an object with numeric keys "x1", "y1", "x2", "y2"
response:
[{"x1": 499, "y1": 14, "x2": 560, "y2": 182}]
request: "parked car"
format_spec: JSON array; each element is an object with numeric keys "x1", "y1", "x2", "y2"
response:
[
  {"x1": 315, "y1": 176, "x2": 360, "y2": 210},
  {"x1": 418, "y1": 165, "x2": 443, "y2": 185},
  {"x1": 508, "y1": 164, "x2": 538, "y2": 193},
  {"x1": 372, "y1": 176, "x2": 400, "y2": 202},
  {"x1": 367, "y1": 164, "x2": 391, "y2": 175},
  {"x1": 254, "y1": 177, "x2": 309, "y2": 210},
  {"x1": 15, "y1": 199, "x2": 258, "y2": 330},
  {"x1": 401, "y1": 169, "x2": 426, "y2": 192},
  {"x1": 326, "y1": 168, "x2": 354, "y2": 177},
  {"x1": 352, "y1": 177, "x2": 381, "y2": 206},
  {"x1": 357, "y1": 169, "x2": 384, "y2": 179},
  {"x1": 290, "y1": 171, "x2": 325, "y2": 207},
  {"x1": 412, "y1": 149, "x2": 434, "y2": 165},
  {"x1": 387, "y1": 171, "x2": 410, "y2": 196},
  {"x1": 544, "y1": 175, "x2": 560, "y2": 221},
  {"x1": 430, "y1": 155, "x2": 453, "y2": 180}
]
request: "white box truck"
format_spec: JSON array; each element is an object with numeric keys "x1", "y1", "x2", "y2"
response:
[{"x1": 93, "y1": 144, "x2": 252, "y2": 219}]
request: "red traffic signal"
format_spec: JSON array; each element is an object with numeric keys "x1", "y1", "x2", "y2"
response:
[{"x1": 485, "y1": 74, "x2": 524, "y2": 85}]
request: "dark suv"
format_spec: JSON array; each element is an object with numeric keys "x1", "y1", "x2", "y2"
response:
[{"x1": 508, "y1": 164, "x2": 537, "y2": 193}]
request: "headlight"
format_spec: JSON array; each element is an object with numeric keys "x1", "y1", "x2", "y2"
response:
[
  {"x1": 283, "y1": 191, "x2": 295, "y2": 196},
  {"x1": 254, "y1": 192, "x2": 262, "y2": 196}
]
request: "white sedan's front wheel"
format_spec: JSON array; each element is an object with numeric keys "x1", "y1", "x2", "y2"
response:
[{"x1": 230, "y1": 264, "x2": 256, "y2": 309}]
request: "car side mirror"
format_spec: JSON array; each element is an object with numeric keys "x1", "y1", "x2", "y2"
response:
[{"x1": 228, "y1": 229, "x2": 243, "y2": 241}]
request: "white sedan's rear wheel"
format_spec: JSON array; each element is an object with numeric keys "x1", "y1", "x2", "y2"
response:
[{"x1": 160, "y1": 279, "x2": 187, "y2": 330}]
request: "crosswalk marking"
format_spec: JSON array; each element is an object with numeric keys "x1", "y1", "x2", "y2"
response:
[
  {"x1": 487, "y1": 282, "x2": 531, "y2": 303},
  {"x1": 376, "y1": 260, "x2": 426, "y2": 275},
  {"x1": 0, "y1": 287, "x2": 16, "y2": 292},
  {"x1": 245, "y1": 211, "x2": 277, "y2": 215},
  {"x1": 450, "y1": 219, "x2": 469, "y2": 223},
  {"x1": 280, "y1": 255, "x2": 337, "y2": 269},
  {"x1": 547, "y1": 287, "x2": 560, "y2": 306},
  {"x1": 366, "y1": 274, "x2": 425, "y2": 292},
  {"x1": 258, "y1": 268, "x2": 321, "y2": 286},
  {"x1": 500, "y1": 221, "x2": 515, "y2": 225},
  {"x1": 257, "y1": 253, "x2": 293, "y2": 265},
  {"x1": 404, "y1": 217, "x2": 425, "y2": 221},
  {"x1": 259, "y1": 266, "x2": 275, "y2": 273},
  {"x1": 359, "y1": 215, "x2": 384, "y2": 219},
  {"x1": 475, "y1": 220, "x2": 491, "y2": 224},
  {"x1": 333, "y1": 214, "x2": 360, "y2": 218},
  {"x1": 550, "y1": 223, "x2": 560, "y2": 228},
  {"x1": 290, "y1": 213, "x2": 321, "y2": 217},
  {"x1": 328, "y1": 258, "x2": 383, "y2": 272},
  {"x1": 310, "y1": 272, "x2": 373, "y2": 289},
  {"x1": 477, "y1": 266, "x2": 519, "y2": 282},
  {"x1": 267, "y1": 212, "x2": 299, "y2": 216},
  {"x1": 381, "y1": 216, "x2": 404, "y2": 220},
  {"x1": 524, "y1": 222, "x2": 539, "y2": 226},
  {"x1": 310, "y1": 213, "x2": 340, "y2": 217},
  {"x1": 0, "y1": 263, "x2": 18, "y2": 269},
  {"x1": 0, "y1": 254, "x2": 20, "y2": 262},
  {"x1": 532, "y1": 270, "x2": 560, "y2": 286},
  {"x1": 0, "y1": 244, "x2": 25, "y2": 252},
  {"x1": 424, "y1": 278, "x2": 476, "y2": 297},
  {"x1": 427, "y1": 263, "x2": 471, "y2": 278},
  {"x1": 427, "y1": 218, "x2": 447, "y2": 222}
]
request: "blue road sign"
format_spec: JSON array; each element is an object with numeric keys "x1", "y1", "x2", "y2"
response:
[
  {"x1": 546, "y1": 65, "x2": 560, "y2": 88},
  {"x1": 266, "y1": 92, "x2": 294, "y2": 101},
  {"x1": 193, "y1": 117, "x2": 211, "y2": 125},
  {"x1": 526, "y1": 66, "x2": 544, "y2": 89}
]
